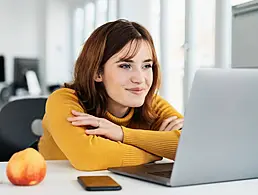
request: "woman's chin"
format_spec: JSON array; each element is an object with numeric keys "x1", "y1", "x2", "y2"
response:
[{"x1": 125, "y1": 100, "x2": 145, "y2": 108}]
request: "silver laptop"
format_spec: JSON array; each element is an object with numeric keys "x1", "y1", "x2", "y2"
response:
[{"x1": 108, "y1": 68, "x2": 258, "y2": 187}]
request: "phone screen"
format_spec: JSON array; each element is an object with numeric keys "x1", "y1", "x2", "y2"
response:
[{"x1": 77, "y1": 176, "x2": 122, "y2": 191}]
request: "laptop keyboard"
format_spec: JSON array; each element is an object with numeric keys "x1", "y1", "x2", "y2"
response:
[
  {"x1": 148, "y1": 171, "x2": 172, "y2": 178},
  {"x1": 144, "y1": 163, "x2": 174, "y2": 179}
]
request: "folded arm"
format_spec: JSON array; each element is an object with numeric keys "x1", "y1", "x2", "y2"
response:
[
  {"x1": 45, "y1": 90, "x2": 161, "y2": 171},
  {"x1": 122, "y1": 95, "x2": 183, "y2": 160},
  {"x1": 122, "y1": 127, "x2": 181, "y2": 160}
]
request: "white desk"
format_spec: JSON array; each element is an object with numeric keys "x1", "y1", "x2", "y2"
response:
[{"x1": 1, "y1": 160, "x2": 258, "y2": 195}]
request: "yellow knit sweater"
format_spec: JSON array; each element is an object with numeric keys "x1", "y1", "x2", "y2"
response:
[{"x1": 38, "y1": 88, "x2": 183, "y2": 171}]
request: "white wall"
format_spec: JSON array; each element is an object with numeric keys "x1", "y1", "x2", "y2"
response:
[
  {"x1": 232, "y1": 1, "x2": 258, "y2": 68},
  {"x1": 0, "y1": 0, "x2": 41, "y2": 83},
  {"x1": 118, "y1": 0, "x2": 154, "y2": 34},
  {"x1": 0, "y1": 0, "x2": 76, "y2": 90},
  {"x1": 45, "y1": 0, "x2": 73, "y2": 85}
]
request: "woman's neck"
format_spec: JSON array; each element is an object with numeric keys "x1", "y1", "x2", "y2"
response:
[{"x1": 107, "y1": 99, "x2": 130, "y2": 118}]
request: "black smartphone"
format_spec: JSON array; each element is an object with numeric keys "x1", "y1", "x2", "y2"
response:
[{"x1": 77, "y1": 176, "x2": 122, "y2": 191}]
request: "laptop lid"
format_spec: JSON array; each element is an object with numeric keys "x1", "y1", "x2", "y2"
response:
[{"x1": 170, "y1": 68, "x2": 258, "y2": 186}]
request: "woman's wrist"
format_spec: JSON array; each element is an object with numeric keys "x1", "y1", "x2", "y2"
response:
[{"x1": 118, "y1": 126, "x2": 124, "y2": 142}]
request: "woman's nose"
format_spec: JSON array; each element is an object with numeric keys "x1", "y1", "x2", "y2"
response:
[{"x1": 130, "y1": 70, "x2": 145, "y2": 84}]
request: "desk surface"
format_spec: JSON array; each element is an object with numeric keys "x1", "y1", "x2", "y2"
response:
[{"x1": 1, "y1": 160, "x2": 258, "y2": 195}]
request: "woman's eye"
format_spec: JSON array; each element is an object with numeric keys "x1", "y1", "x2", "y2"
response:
[
  {"x1": 119, "y1": 64, "x2": 131, "y2": 69},
  {"x1": 143, "y1": 64, "x2": 153, "y2": 69}
]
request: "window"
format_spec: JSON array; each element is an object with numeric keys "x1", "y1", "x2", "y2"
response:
[
  {"x1": 232, "y1": 0, "x2": 254, "y2": 6},
  {"x1": 73, "y1": 7, "x2": 85, "y2": 62},
  {"x1": 84, "y1": 2, "x2": 95, "y2": 40},
  {"x1": 95, "y1": 0, "x2": 108, "y2": 28}
]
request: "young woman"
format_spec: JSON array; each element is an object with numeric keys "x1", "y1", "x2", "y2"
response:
[{"x1": 38, "y1": 19, "x2": 184, "y2": 171}]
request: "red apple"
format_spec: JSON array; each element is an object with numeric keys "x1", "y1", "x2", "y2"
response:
[{"x1": 6, "y1": 148, "x2": 47, "y2": 186}]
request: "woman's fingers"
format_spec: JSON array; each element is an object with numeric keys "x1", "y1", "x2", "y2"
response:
[
  {"x1": 67, "y1": 116, "x2": 92, "y2": 122},
  {"x1": 164, "y1": 118, "x2": 184, "y2": 131},
  {"x1": 68, "y1": 111, "x2": 103, "y2": 129},
  {"x1": 71, "y1": 110, "x2": 88, "y2": 116},
  {"x1": 70, "y1": 118, "x2": 99, "y2": 127},
  {"x1": 68, "y1": 110, "x2": 97, "y2": 122},
  {"x1": 85, "y1": 128, "x2": 105, "y2": 136},
  {"x1": 159, "y1": 116, "x2": 178, "y2": 131},
  {"x1": 172, "y1": 122, "x2": 183, "y2": 131}
]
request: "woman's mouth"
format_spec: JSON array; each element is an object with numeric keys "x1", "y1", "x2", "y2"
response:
[{"x1": 126, "y1": 88, "x2": 145, "y2": 95}]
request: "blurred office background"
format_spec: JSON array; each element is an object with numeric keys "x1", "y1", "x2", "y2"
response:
[{"x1": 0, "y1": 0, "x2": 256, "y2": 113}]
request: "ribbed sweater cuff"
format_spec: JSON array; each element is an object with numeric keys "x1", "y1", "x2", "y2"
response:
[
  {"x1": 121, "y1": 143, "x2": 161, "y2": 166},
  {"x1": 122, "y1": 146, "x2": 142, "y2": 166},
  {"x1": 122, "y1": 126, "x2": 137, "y2": 145},
  {"x1": 122, "y1": 126, "x2": 181, "y2": 145},
  {"x1": 121, "y1": 126, "x2": 181, "y2": 160}
]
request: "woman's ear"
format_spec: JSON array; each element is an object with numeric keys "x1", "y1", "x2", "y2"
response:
[{"x1": 94, "y1": 73, "x2": 103, "y2": 82}]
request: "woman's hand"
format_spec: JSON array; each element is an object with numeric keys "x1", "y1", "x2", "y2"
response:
[
  {"x1": 159, "y1": 116, "x2": 184, "y2": 131},
  {"x1": 67, "y1": 110, "x2": 124, "y2": 142}
]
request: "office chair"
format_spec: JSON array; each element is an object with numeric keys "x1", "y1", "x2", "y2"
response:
[{"x1": 0, "y1": 98, "x2": 47, "y2": 161}]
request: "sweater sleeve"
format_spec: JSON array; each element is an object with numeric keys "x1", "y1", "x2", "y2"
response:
[
  {"x1": 122, "y1": 95, "x2": 184, "y2": 160},
  {"x1": 45, "y1": 89, "x2": 161, "y2": 171}
]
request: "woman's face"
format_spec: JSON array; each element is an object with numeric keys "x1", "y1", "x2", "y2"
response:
[{"x1": 95, "y1": 40, "x2": 153, "y2": 115}]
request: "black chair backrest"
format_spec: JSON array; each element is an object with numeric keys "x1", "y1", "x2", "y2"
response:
[{"x1": 0, "y1": 98, "x2": 47, "y2": 161}]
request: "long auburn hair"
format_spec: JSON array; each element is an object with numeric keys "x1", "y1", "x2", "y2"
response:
[{"x1": 65, "y1": 19, "x2": 161, "y2": 127}]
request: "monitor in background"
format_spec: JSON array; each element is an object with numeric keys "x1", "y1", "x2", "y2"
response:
[
  {"x1": 0, "y1": 56, "x2": 5, "y2": 82},
  {"x1": 13, "y1": 58, "x2": 41, "y2": 96}
]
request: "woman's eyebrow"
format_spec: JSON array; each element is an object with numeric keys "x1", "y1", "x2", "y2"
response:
[
  {"x1": 115, "y1": 58, "x2": 153, "y2": 63},
  {"x1": 116, "y1": 59, "x2": 134, "y2": 63},
  {"x1": 143, "y1": 59, "x2": 153, "y2": 63}
]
